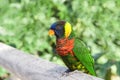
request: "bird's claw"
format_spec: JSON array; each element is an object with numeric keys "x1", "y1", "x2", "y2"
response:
[{"x1": 62, "y1": 69, "x2": 80, "y2": 77}]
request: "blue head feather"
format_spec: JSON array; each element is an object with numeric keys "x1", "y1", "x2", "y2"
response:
[
  {"x1": 50, "y1": 22, "x2": 65, "y2": 38},
  {"x1": 50, "y1": 22, "x2": 57, "y2": 30}
]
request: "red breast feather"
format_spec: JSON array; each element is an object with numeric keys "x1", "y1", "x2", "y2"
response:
[{"x1": 56, "y1": 38, "x2": 74, "y2": 56}]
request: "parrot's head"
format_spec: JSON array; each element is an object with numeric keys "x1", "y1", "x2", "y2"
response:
[{"x1": 49, "y1": 21, "x2": 72, "y2": 39}]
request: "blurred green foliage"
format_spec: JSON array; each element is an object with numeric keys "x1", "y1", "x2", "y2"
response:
[{"x1": 0, "y1": 0, "x2": 120, "y2": 79}]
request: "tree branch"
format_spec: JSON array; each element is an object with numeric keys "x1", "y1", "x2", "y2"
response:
[{"x1": 0, "y1": 43, "x2": 103, "y2": 80}]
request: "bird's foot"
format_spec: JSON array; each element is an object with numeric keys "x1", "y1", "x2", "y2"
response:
[
  {"x1": 61, "y1": 69, "x2": 71, "y2": 76},
  {"x1": 62, "y1": 69, "x2": 80, "y2": 76},
  {"x1": 65, "y1": 69, "x2": 72, "y2": 73}
]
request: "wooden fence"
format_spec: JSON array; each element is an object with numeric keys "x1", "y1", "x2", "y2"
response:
[{"x1": 0, "y1": 43, "x2": 103, "y2": 80}]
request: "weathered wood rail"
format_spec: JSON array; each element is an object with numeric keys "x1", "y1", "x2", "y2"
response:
[{"x1": 0, "y1": 42, "x2": 103, "y2": 80}]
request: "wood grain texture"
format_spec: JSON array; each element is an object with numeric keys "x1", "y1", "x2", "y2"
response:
[{"x1": 0, "y1": 43, "x2": 103, "y2": 80}]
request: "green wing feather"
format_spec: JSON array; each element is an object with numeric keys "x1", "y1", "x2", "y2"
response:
[{"x1": 73, "y1": 39, "x2": 96, "y2": 76}]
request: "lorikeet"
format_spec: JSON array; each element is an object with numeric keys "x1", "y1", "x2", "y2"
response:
[{"x1": 49, "y1": 21, "x2": 96, "y2": 76}]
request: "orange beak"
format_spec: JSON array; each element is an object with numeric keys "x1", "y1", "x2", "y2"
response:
[{"x1": 49, "y1": 29, "x2": 55, "y2": 36}]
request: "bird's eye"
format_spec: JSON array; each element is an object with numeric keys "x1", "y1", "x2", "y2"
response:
[{"x1": 55, "y1": 25, "x2": 61, "y2": 30}]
